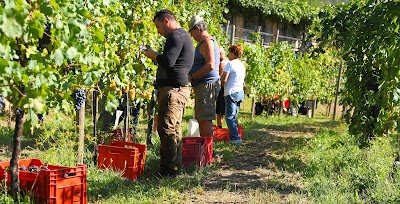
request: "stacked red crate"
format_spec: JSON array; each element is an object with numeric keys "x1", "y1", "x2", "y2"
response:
[
  {"x1": 182, "y1": 136, "x2": 213, "y2": 167},
  {"x1": 182, "y1": 142, "x2": 205, "y2": 167},
  {"x1": 97, "y1": 144, "x2": 140, "y2": 180},
  {"x1": 213, "y1": 125, "x2": 243, "y2": 142},
  {"x1": 109, "y1": 140, "x2": 147, "y2": 176}
]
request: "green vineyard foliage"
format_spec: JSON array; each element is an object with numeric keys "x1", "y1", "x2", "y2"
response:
[
  {"x1": 318, "y1": 0, "x2": 400, "y2": 144},
  {"x1": 243, "y1": 38, "x2": 338, "y2": 107},
  {"x1": 0, "y1": 0, "x2": 227, "y2": 130}
]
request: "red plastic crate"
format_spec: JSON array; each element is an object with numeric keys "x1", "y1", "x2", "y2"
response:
[
  {"x1": 213, "y1": 125, "x2": 243, "y2": 142},
  {"x1": 20, "y1": 164, "x2": 87, "y2": 204},
  {"x1": 182, "y1": 136, "x2": 213, "y2": 164},
  {"x1": 182, "y1": 141, "x2": 206, "y2": 167},
  {"x1": 0, "y1": 159, "x2": 87, "y2": 204},
  {"x1": 109, "y1": 140, "x2": 147, "y2": 176},
  {"x1": 111, "y1": 128, "x2": 133, "y2": 142},
  {"x1": 204, "y1": 137, "x2": 213, "y2": 164},
  {"x1": 97, "y1": 145, "x2": 140, "y2": 180}
]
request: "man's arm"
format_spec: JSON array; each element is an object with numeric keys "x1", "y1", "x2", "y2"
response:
[
  {"x1": 156, "y1": 32, "x2": 184, "y2": 68},
  {"x1": 191, "y1": 39, "x2": 215, "y2": 80}
]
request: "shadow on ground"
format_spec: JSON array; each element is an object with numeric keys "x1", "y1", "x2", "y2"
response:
[{"x1": 200, "y1": 115, "x2": 339, "y2": 198}]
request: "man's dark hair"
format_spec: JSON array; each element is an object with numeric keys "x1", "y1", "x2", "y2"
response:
[{"x1": 153, "y1": 9, "x2": 176, "y2": 22}]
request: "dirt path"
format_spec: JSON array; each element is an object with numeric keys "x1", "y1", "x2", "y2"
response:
[{"x1": 183, "y1": 126, "x2": 314, "y2": 204}]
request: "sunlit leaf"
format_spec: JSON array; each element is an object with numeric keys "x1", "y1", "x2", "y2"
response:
[
  {"x1": 52, "y1": 48, "x2": 64, "y2": 66},
  {"x1": 1, "y1": 15, "x2": 23, "y2": 38},
  {"x1": 66, "y1": 47, "x2": 77, "y2": 60}
]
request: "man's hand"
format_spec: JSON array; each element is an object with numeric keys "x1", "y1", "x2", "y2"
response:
[{"x1": 144, "y1": 48, "x2": 159, "y2": 62}]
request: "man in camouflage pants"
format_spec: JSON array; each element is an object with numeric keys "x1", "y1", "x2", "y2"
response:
[{"x1": 144, "y1": 9, "x2": 194, "y2": 177}]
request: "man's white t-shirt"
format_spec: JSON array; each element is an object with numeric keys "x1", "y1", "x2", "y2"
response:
[{"x1": 223, "y1": 59, "x2": 246, "y2": 96}]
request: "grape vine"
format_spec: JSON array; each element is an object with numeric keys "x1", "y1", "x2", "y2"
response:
[
  {"x1": 243, "y1": 39, "x2": 338, "y2": 111},
  {"x1": 318, "y1": 0, "x2": 400, "y2": 144},
  {"x1": 0, "y1": 0, "x2": 234, "y2": 195},
  {"x1": 0, "y1": 0, "x2": 228, "y2": 130}
]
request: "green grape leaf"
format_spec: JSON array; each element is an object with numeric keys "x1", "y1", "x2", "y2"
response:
[
  {"x1": 29, "y1": 97, "x2": 46, "y2": 114},
  {"x1": 105, "y1": 94, "x2": 119, "y2": 113},
  {"x1": 393, "y1": 88, "x2": 400, "y2": 103},
  {"x1": 0, "y1": 58, "x2": 7, "y2": 70},
  {"x1": 94, "y1": 28, "x2": 105, "y2": 43},
  {"x1": 52, "y1": 48, "x2": 64, "y2": 66},
  {"x1": 26, "y1": 108, "x2": 39, "y2": 130},
  {"x1": 1, "y1": 15, "x2": 23, "y2": 38},
  {"x1": 83, "y1": 72, "x2": 94, "y2": 86},
  {"x1": 66, "y1": 47, "x2": 77, "y2": 60},
  {"x1": 40, "y1": 1, "x2": 53, "y2": 16}
]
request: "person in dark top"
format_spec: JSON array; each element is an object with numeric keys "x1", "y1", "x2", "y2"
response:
[
  {"x1": 144, "y1": 9, "x2": 194, "y2": 178},
  {"x1": 216, "y1": 46, "x2": 229, "y2": 128}
]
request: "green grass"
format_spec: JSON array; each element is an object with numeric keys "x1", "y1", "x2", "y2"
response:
[{"x1": 305, "y1": 129, "x2": 400, "y2": 203}]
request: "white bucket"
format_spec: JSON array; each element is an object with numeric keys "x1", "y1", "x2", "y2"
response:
[
  {"x1": 188, "y1": 119, "x2": 200, "y2": 136},
  {"x1": 307, "y1": 109, "x2": 312, "y2": 118},
  {"x1": 113, "y1": 110, "x2": 124, "y2": 130}
]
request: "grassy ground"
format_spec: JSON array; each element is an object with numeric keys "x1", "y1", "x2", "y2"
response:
[{"x1": 0, "y1": 98, "x2": 399, "y2": 203}]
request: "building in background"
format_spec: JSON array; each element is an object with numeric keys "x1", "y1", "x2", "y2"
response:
[{"x1": 223, "y1": 0, "x2": 349, "y2": 50}]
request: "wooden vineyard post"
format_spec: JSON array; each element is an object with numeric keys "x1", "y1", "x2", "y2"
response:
[
  {"x1": 312, "y1": 99, "x2": 317, "y2": 118},
  {"x1": 77, "y1": 101, "x2": 85, "y2": 164},
  {"x1": 225, "y1": 20, "x2": 230, "y2": 33},
  {"x1": 92, "y1": 90, "x2": 98, "y2": 164},
  {"x1": 10, "y1": 108, "x2": 24, "y2": 198},
  {"x1": 251, "y1": 96, "x2": 255, "y2": 120},
  {"x1": 276, "y1": 29, "x2": 280, "y2": 43},
  {"x1": 279, "y1": 99, "x2": 283, "y2": 117},
  {"x1": 333, "y1": 62, "x2": 343, "y2": 121},
  {"x1": 124, "y1": 93, "x2": 130, "y2": 142},
  {"x1": 273, "y1": 21, "x2": 280, "y2": 43},
  {"x1": 326, "y1": 101, "x2": 332, "y2": 116},
  {"x1": 230, "y1": 25, "x2": 235, "y2": 46},
  {"x1": 146, "y1": 92, "x2": 156, "y2": 146}
]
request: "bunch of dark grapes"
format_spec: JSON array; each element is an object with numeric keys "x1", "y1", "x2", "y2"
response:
[
  {"x1": 37, "y1": 113, "x2": 44, "y2": 122},
  {"x1": 0, "y1": 96, "x2": 4, "y2": 115},
  {"x1": 38, "y1": 19, "x2": 51, "y2": 52},
  {"x1": 19, "y1": 165, "x2": 40, "y2": 172},
  {"x1": 71, "y1": 90, "x2": 86, "y2": 110},
  {"x1": 19, "y1": 165, "x2": 28, "y2": 171},
  {"x1": 19, "y1": 165, "x2": 49, "y2": 172},
  {"x1": 63, "y1": 65, "x2": 79, "y2": 75},
  {"x1": 28, "y1": 165, "x2": 41, "y2": 172}
]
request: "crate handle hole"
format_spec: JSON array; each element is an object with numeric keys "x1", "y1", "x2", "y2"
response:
[{"x1": 64, "y1": 172, "x2": 76, "y2": 178}]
